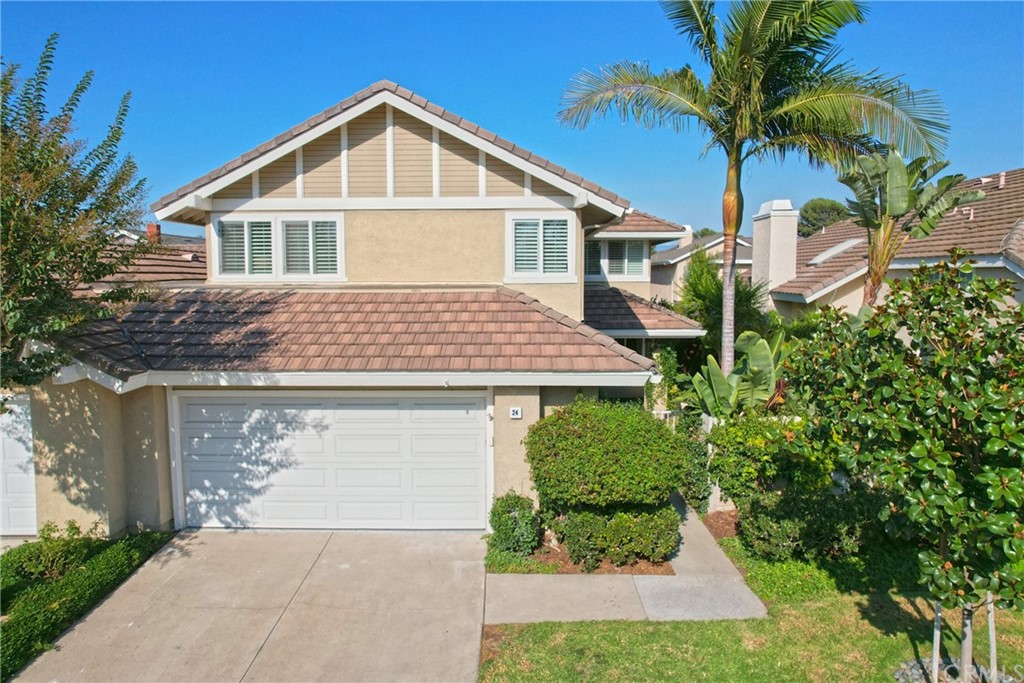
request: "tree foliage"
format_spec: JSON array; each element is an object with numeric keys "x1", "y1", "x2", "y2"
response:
[
  {"x1": 798, "y1": 198, "x2": 847, "y2": 237},
  {"x1": 559, "y1": 0, "x2": 948, "y2": 372},
  {"x1": 788, "y1": 253, "x2": 1024, "y2": 672},
  {"x1": 839, "y1": 149, "x2": 983, "y2": 306},
  {"x1": 1, "y1": 34, "x2": 152, "y2": 391}
]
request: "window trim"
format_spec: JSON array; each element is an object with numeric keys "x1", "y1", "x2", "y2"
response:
[
  {"x1": 210, "y1": 212, "x2": 346, "y2": 283},
  {"x1": 584, "y1": 239, "x2": 650, "y2": 282},
  {"x1": 503, "y1": 210, "x2": 578, "y2": 284}
]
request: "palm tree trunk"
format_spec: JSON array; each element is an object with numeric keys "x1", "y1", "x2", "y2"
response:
[{"x1": 720, "y1": 153, "x2": 743, "y2": 374}]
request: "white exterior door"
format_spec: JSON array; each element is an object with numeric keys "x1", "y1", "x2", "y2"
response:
[
  {"x1": 1, "y1": 395, "x2": 37, "y2": 536},
  {"x1": 175, "y1": 392, "x2": 488, "y2": 530}
]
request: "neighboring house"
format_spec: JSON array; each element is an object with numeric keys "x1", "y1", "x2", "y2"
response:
[
  {"x1": 6, "y1": 80, "x2": 703, "y2": 538},
  {"x1": 650, "y1": 232, "x2": 754, "y2": 302},
  {"x1": 749, "y1": 168, "x2": 1024, "y2": 317}
]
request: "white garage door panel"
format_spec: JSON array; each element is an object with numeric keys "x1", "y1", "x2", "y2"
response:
[
  {"x1": 1, "y1": 395, "x2": 37, "y2": 536},
  {"x1": 178, "y1": 394, "x2": 487, "y2": 529}
]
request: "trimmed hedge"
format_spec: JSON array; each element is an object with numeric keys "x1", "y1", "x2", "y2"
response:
[
  {"x1": 1, "y1": 531, "x2": 173, "y2": 681},
  {"x1": 524, "y1": 399, "x2": 685, "y2": 508},
  {"x1": 488, "y1": 491, "x2": 541, "y2": 557},
  {"x1": 559, "y1": 506, "x2": 681, "y2": 571}
]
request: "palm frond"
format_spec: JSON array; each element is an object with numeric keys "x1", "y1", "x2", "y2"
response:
[
  {"x1": 558, "y1": 61, "x2": 717, "y2": 134},
  {"x1": 661, "y1": 0, "x2": 719, "y2": 67}
]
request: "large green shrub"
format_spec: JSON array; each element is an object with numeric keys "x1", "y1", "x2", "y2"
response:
[
  {"x1": 559, "y1": 510, "x2": 608, "y2": 571},
  {"x1": 737, "y1": 486, "x2": 887, "y2": 562},
  {"x1": 675, "y1": 413, "x2": 712, "y2": 514},
  {"x1": 525, "y1": 398, "x2": 685, "y2": 509},
  {"x1": 488, "y1": 491, "x2": 541, "y2": 557},
  {"x1": 1, "y1": 531, "x2": 172, "y2": 680}
]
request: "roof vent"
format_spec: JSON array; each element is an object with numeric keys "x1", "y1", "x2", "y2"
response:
[
  {"x1": 180, "y1": 252, "x2": 199, "y2": 262},
  {"x1": 1000, "y1": 171, "x2": 1007, "y2": 188},
  {"x1": 808, "y1": 238, "x2": 865, "y2": 266}
]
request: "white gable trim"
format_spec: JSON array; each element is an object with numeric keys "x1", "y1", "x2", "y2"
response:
[
  {"x1": 771, "y1": 266, "x2": 867, "y2": 303},
  {"x1": 154, "y1": 90, "x2": 627, "y2": 220}
]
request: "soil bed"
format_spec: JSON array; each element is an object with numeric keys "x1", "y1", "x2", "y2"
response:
[
  {"x1": 703, "y1": 509, "x2": 738, "y2": 540},
  {"x1": 528, "y1": 535, "x2": 674, "y2": 575}
]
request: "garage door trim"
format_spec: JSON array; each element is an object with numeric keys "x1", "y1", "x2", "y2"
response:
[{"x1": 167, "y1": 388, "x2": 494, "y2": 531}]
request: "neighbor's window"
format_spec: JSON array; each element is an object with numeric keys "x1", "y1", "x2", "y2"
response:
[
  {"x1": 284, "y1": 220, "x2": 339, "y2": 275},
  {"x1": 607, "y1": 240, "x2": 646, "y2": 276},
  {"x1": 219, "y1": 221, "x2": 273, "y2": 275},
  {"x1": 512, "y1": 218, "x2": 570, "y2": 275},
  {"x1": 584, "y1": 241, "x2": 602, "y2": 276}
]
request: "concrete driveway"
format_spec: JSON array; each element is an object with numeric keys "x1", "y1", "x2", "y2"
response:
[{"x1": 17, "y1": 530, "x2": 486, "y2": 683}]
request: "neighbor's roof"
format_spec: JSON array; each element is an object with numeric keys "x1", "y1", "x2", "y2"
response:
[
  {"x1": 152, "y1": 80, "x2": 629, "y2": 215},
  {"x1": 108, "y1": 246, "x2": 207, "y2": 285},
  {"x1": 589, "y1": 210, "x2": 689, "y2": 239},
  {"x1": 583, "y1": 287, "x2": 703, "y2": 336},
  {"x1": 773, "y1": 167, "x2": 1024, "y2": 301},
  {"x1": 61, "y1": 288, "x2": 655, "y2": 380},
  {"x1": 652, "y1": 233, "x2": 753, "y2": 266}
]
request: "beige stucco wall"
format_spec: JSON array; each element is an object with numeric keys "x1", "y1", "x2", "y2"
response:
[
  {"x1": 30, "y1": 379, "x2": 126, "y2": 536},
  {"x1": 492, "y1": 386, "x2": 540, "y2": 501},
  {"x1": 540, "y1": 386, "x2": 597, "y2": 417},
  {"x1": 345, "y1": 210, "x2": 503, "y2": 284},
  {"x1": 605, "y1": 279, "x2": 652, "y2": 299},
  {"x1": 122, "y1": 387, "x2": 174, "y2": 530},
  {"x1": 650, "y1": 264, "x2": 680, "y2": 302}
]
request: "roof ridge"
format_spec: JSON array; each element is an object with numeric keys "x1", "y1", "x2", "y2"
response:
[
  {"x1": 152, "y1": 81, "x2": 629, "y2": 213},
  {"x1": 495, "y1": 287, "x2": 655, "y2": 371}
]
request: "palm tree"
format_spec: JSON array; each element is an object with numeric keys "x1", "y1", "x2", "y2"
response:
[
  {"x1": 840, "y1": 149, "x2": 983, "y2": 306},
  {"x1": 559, "y1": 0, "x2": 948, "y2": 372}
]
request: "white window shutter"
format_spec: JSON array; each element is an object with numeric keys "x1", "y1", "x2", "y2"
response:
[
  {"x1": 284, "y1": 221, "x2": 311, "y2": 274},
  {"x1": 220, "y1": 222, "x2": 245, "y2": 274},
  {"x1": 542, "y1": 219, "x2": 569, "y2": 274},
  {"x1": 312, "y1": 221, "x2": 338, "y2": 274},
  {"x1": 514, "y1": 220, "x2": 540, "y2": 273},
  {"x1": 585, "y1": 241, "x2": 602, "y2": 276},
  {"x1": 626, "y1": 241, "x2": 645, "y2": 275},
  {"x1": 607, "y1": 241, "x2": 626, "y2": 275},
  {"x1": 248, "y1": 221, "x2": 273, "y2": 275}
]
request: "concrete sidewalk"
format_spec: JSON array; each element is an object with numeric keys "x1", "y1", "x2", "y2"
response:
[{"x1": 484, "y1": 504, "x2": 767, "y2": 624}]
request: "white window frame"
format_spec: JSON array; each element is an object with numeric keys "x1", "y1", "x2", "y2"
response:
[
  {"x1": 584, "y1": 239, "x2": 650, "y2": 282},
  {"x1": 210, "y1": 212, "x2": 346, "y2": 283},
  {"x1": 504, "y1": 210, "x2": 577, "y2": 284}
]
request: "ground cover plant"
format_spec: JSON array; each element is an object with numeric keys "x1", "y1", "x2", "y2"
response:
[{"x1": 0, "y1": 527, "x2": 173, "y2": 680}]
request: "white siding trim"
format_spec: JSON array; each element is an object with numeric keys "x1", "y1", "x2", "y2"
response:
[
  {"x1": 340, "y1": 124, "x2": 349, "y2": 198},
  {"x1": 208, "y1": 196, "x2": 577, "y2": 212},
  {"x1": 385, "y1": 104, "x2": 395, "y2": 198},
  {"x1": 251, "y1": 172, "x2": 259, "y2": 198},
  {"x1": 431, "y1": 127, "x2": 440, "y2": 199},
  {"x1": 478, "y1": 150, "x2": 487, "y2": 197},
  {"x1": 166, "y1": 387, "x2": 186, "y2": 530},
  {"x1": 295, "y1": 147, "x2": 304, "y2": 198},
  {"x1": 601, "y1": 328, "x2": 706, "y2": 338},
  {"x1": 485, "y1": 386, "x2": 495, "y2": 532},
  {"x1": 524, "y1": 172, "x2": 532, "y2": 197}
]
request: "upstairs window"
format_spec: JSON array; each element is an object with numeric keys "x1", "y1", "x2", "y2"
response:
[
  {"x1": 505, "y1": 212, "x2": 576, "y2": 283},
  {"x1": 216, "y1": 215, "x2": 344, "y2": 280},
  {"x1": 607, "y1": 240, "x2": 646, "y2": 276},
  {"x1": 585, "y1": 241, "x2": 602, "y2": 276}
]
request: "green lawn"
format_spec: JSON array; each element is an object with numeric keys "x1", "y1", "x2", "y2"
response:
[{"x1": 480, "y1": 539, "x2": 1024, "y2": 682}]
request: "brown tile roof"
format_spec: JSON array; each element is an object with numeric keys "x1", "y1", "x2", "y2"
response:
[
  {"x1": 583, "y1": 286, "x2": 703, "y2": 334},
  {"x1": 652, "y1": 233, "x2": 753, "y2": 266},
  {"x1": 590, "y1": 210, "x2": 688, "y2": 237},
  {"x1": 773, "y1": 167, "x2": 1024, "y2": 299},
  {"x1": 104, "y1": 246, "x2": 208, "y2": 285},
  {"x1": 61, "y1": 288, "x2": 654, "y2": 380},
  {"x1": 152, "y1": 80, "x2": 628, "y2": 214}
]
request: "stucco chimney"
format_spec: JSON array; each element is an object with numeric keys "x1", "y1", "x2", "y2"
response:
[
  {"x1": 751, "y1": 199, "x2": 798, "y2": 310},
  {"x1": 146, "y1": 223, "x2": 161, "y2": 243}
]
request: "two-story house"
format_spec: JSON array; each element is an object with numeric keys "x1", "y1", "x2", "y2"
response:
[{"x1": 4, "y1": 81, "x2": 703, "y2": 538}]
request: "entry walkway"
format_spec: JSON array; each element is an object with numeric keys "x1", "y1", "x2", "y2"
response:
[{"x1": 484, "y1": 502, "x2": 767, "y2": 624}]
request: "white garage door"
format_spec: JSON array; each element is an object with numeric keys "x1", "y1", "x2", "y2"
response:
[
  {"x1": 1, "y1": 395, "x2": 37, "y2": 536},
  {"x1": 176, "y1": 393, "x2": 488, "y2": 529}
]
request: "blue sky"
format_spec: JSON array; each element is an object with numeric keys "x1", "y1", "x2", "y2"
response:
[{"x1": 3, "y1": 1, "x2": 1022, "y2": 238}]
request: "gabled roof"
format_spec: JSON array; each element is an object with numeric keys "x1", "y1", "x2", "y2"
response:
[
  {"x1": 152, "y1": 80, "x2": 629, "y2": 220},
  {"x1": 651, "y1": 233, "x2": 753, "y2": 266},
  {"x1": 583, "y1": 286, "x2": 704, "y2": 338},
  {"x1": 61, "y1": 288, "x2": 655, "y2": 381},
  {"x1": 773, "y1": 167, "x2": 1024, "y2": 302},
  {"x1": 589, "y1": 210, "x2": 690, "y2": 241}
]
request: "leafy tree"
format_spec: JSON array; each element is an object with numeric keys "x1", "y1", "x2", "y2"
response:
[
  {"x1": 839, "y1": 149, "x2": 983, "y2": 306},
  {"x1": 789, "y1": 253, "x2": 1024, "y2": 679},
  {"x1": 692, "y1": 227, "x2": 717, "y2": 239},
  {"x1": 559, "y1": 0, "x2": 948, "y2": 372},
  {"x1": 675, "y1": 249, "x2": 773, "y2": 369},
  {"x1": 798, "y1": 198, "x2": 847, "y2": 237},
  {"x1": 1, "y1": 35, "x2": 151, "y2": 392}
]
